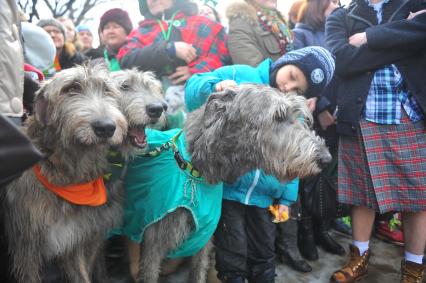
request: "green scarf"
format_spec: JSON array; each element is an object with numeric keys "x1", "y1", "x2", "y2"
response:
[{"x1": 104, "y1": 49, "x2": 121, "y2": 72}]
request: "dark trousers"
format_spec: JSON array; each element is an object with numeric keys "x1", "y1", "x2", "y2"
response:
[{"x1": 215, "y1": 200, "x2": 276, "y2": 283}]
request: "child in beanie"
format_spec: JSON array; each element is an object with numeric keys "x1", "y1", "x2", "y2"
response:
[
  {"x1": 185, "y1": 46, "x2": 335, "y2": 112},
  {"x1": 184, "y1": 46, "x2": 335, "y2": 283}
]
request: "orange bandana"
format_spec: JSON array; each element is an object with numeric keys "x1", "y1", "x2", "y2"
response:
[{"x1": 33, "y1": 164, "x2": 107, "y2": 206}]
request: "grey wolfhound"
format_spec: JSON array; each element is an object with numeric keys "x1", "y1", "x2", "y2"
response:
[
  {"x1": 4, "y1": 65, "x2": 130, "y2": 283},
  {"x1": 113, "y1": 83, "x2": 331, "y2": 283}
]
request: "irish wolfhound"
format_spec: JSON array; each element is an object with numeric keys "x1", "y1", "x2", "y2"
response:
[
  {"x1": 3, "y1": 65, "x2": 129, "y2": 283},
  {"x1": 118, "y1": 84, "x2": 331, "y2": 283},
  {"x1": 110, "y1": 69, "x2": 168, "y2": 158}
]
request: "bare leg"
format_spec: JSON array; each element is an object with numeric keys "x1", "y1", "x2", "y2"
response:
[
  {"x1": 127, "y1": 238, "x2": 140, "y2": 281},
  {"x1": 351, "y1": 206, "x2": 375, "y2": 242},
  {"x1": 59, "y1": 247, "x2": 91, "y2": 283},
  {"x1": 402, "y1": 211, "x2": 426, "y2": 255},
  {"x1": 188, "y1": 240, "x2": 213, "y2": 283}
]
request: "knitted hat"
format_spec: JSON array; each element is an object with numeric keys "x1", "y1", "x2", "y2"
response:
[
  {"x1": 37, "y1": 18, "x2": 67, "y2": 41},
  {"x1": 22, "y1": 22, "x2": 56, "y2": 72},
  {"x1": 270, "y1": 46, "x2": 335, "y2": 98},
  {"x1": 99, "y1": 8, "x2": 133, "y2": 35},
  {"x1": 76, "y1": 24, "x2": 92, "y2": 35}
]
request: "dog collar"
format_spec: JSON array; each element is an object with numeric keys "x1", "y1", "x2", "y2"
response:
[
  {"x1": 33, "y1": 164, "x2": 107, "y2": 206},
  {"x1": 142, "y1": 130, "x2": 202, "y2": 178}
]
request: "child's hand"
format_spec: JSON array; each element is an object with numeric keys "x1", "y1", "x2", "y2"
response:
[
  {"x1": 215, "y1": 80, "x2": 237, "y2": 92},
  {"x1": 268, "y1": 204, "x2": 290, "y2": 223}
]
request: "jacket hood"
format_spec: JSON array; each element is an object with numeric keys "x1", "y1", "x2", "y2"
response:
[
  {"x1": 226, "y1": 2, "x2": 258, "y2": 26},
  {"x1": 139, "y1": 0, "x2": 198, "y2": 19}
]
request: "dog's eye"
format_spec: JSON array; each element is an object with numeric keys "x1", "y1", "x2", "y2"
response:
[
  {"x1": 62, "y1": 83, "x2": 82, "y2": 95},
  {"x1": 120, "y1": 82, "x2": 130, "y2": 90}
]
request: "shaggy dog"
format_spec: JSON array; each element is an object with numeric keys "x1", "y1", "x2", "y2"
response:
[
  {"x1": 113, "y1": 83, "x2": 331, "y2": 283},
  {"x1": 4, "y1": 65, "x2": 129, "y2": 283}
]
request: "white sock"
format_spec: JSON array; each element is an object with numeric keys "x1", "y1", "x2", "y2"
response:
[
  {"x1": 353, "y1": 240, "x2": 370, "y2": 255},
  {"x1": 405, "y1": 251, "x2": 424, "y2": 264}
]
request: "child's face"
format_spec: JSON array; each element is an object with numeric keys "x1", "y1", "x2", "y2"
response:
[{"x1": 275, "y1": 65, "x2": 308, "y2": 95}]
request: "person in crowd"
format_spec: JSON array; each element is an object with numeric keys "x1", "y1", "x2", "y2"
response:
[
  {"x1": 226, "y1": 0, "x2": 312, "y2": 273},
  {"x1": 185, "y1": 46, "x2": 336, "y2": 283},
  {"x1": 288, "y1": 0, "x2": 303, "y2": 29},
  {"x1": 119, "y1": 0, "x2": 229, "y2": 82},
  {"x1": 118, "y1": 0, "x2": 229, "y2": 129},
  {"x1": 76, "y1": 24, "x2": 94, "y2": 53},
  {"x1": 0, "y1": 2, "x2": 43, "y2": 282},
  {"x1": 57, "y1": 16, "x2": 83, "y2": 51},
  {"x1": 326, "y1": 1, "x2": 426, "y2": 282},
  {"x1": 97, "y1": 8, "x2": 133, "y2": 71},
  {"x1": 37, "y1": 18, "x2": 85, "y2": 76},
  {"x1": 291, "y1": 0, "x2": 345, "y2": 263},
  {"x1": 199, "y1": 4, "x2": 221, "y2": 23},
  {"x1": 21, "y1": 22, "x2": 56, "y2": 78},
  {"x1": 226, "y1": 0, "x2": 294, "y2": 66}
]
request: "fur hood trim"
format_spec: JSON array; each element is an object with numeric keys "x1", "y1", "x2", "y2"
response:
[{"x1": 226, "y1": 2, "x2": 258, "y2": 26}]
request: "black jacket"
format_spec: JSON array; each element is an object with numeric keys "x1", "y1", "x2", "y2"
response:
[{"x1": 325, "y1": 0, "x2": 426, "y2": 136}]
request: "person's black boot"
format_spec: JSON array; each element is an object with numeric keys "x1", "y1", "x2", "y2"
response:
[
  {"x1": 297, "y1": 217, "x2": 319, "y2": 261},
  {"x1": 314, "y1": 219, "x2": 345, "y2": 256},
  {"x1": 276, "y1": 219, "x2": 313, "y2": 272}
]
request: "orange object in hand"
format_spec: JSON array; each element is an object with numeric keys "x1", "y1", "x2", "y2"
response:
[{"x1": 268, "y1": 204, "x2": 289, "y2": 223}]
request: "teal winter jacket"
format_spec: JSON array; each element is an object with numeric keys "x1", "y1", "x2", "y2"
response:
[
  {"x1": 185, "y1": 58, "x2": 272, "y2": 112},
  {"x1": 184, "y1": 59, "x2": 299, "y2": 208}
]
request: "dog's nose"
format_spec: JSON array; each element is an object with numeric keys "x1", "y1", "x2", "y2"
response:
[
  {"x1": 162, "y1": 102, "x2": 168, "y2": 112},
  {"x1": 146, "y1": 103, "x2": 165, "y2": 119},
  {"x1": 319, "y1": 151, "x2": 332, "y2": 169},
  {"x1": 91, "y1": 119, "x2": 116, "y2": 138}
]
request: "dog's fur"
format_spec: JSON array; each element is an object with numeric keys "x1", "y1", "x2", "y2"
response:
[
  {"x1": 116, "y1": 83, "x2": 331, "y2": 283},
  {"x1": 4, "y1": 65, "x2": 129, "y2": 283}
]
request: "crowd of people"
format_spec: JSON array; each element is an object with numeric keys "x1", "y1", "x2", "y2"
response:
[{"x1": 1, "y1": 0, "x2": 426, "y2": 282}]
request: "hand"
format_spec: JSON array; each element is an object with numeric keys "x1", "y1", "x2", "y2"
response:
[
  {"x1": 215, "y1": 80, "x2": 237, "y2": 92},
  {"x1": 407, "y1": 9, "x2": 426, "y2": 20},
  {"x1": 349, "y1": 32, "x2": 367, "y2": 47},
  {"x1": 168, "y1": 66, "x2": 192, "y2": 85},
  {"x1": 306, "y1": 97, "x2": 318, "y2": 113},
  {"x1": 277, "y1": 204, "x2": 290, "y2": 220},
  {"x1": 317, "y1": 110, "x2": 336, "y2": 130},
  {"x1": 174, "y1": 42, "x2": 197, "y2": 63}
]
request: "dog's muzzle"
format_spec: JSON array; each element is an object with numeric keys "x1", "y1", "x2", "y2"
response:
[
  {"x1": 91, "y1": 119, "x2": 116, "y2": 138},
  {"x1": 319, "y1": 151, "x2": 332, "y2": 169}
]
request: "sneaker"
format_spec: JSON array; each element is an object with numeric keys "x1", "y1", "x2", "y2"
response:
[
  {"x1": 375, "y1": 219, "x2": 404, "y2": 247},
  {"x1": 331, "y1": 217, "x2": 352, "y2": 237}
]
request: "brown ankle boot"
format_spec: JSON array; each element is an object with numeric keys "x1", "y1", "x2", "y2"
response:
[
  {"x1": 330, "y1": 244, "x2": 370, "y2": 283},
  {"x1": 400, "y1": 259, "x2": 426, "y2": 283}
]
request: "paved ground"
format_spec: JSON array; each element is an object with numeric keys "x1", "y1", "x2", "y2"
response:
[{"x1": 159, "y1": 231, "x2": 413, "y2": 283}]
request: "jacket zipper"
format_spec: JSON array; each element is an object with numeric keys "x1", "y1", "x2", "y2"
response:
[{"x1": 244, "y1": 170, "x2": 260, "y2": 205}]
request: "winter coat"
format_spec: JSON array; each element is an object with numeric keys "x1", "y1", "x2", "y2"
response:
[
  {"x1": 185, "y1": 59, "x2": 299, "y2": 208},
  {"x1": 58, "y1": 48, "x2": 85, "y2": 70},
  {"x1": 293, "y1": 23, "x2": 325, "y2": 49},
  {"x1": 226, "y1": 2, "x2": 288, "y2": 66},
  {"x1": 325, "y1": 0, "x2": 426, "y2": 136},
  {"x1": 185, "y1": 59, "x2": 271, "y2": 112},
  {"x1": 0, "y1": 0, "x2": 24, "y2": 118},
  {"x1": 118, "y1": 12, "x2": 230, "y2": 77}
]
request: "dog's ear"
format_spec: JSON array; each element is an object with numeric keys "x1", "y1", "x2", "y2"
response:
[
  {"x1": 33, "y1": 87, "x2": 48, "y2": 126},
  {"x1": 202, "y1": 89, "x2": 237, "y2": 128}
]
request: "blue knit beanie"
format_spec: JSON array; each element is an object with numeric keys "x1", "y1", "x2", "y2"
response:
[{"x1": 270, "y1": 46, "x2": 335, "y2": 98}]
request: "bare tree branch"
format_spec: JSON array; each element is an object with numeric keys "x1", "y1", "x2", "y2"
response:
[{"x1": 20, "y1": 0, "x2": 117, "y2": 25}]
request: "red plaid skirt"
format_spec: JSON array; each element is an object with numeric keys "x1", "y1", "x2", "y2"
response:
[{"x1": 338, "y1": 113, "x2": 426, "y2": 213}]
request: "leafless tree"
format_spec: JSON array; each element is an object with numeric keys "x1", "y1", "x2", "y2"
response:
[{"x1": 18, "y1": 0, "x2": 114, "y2": 25}]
